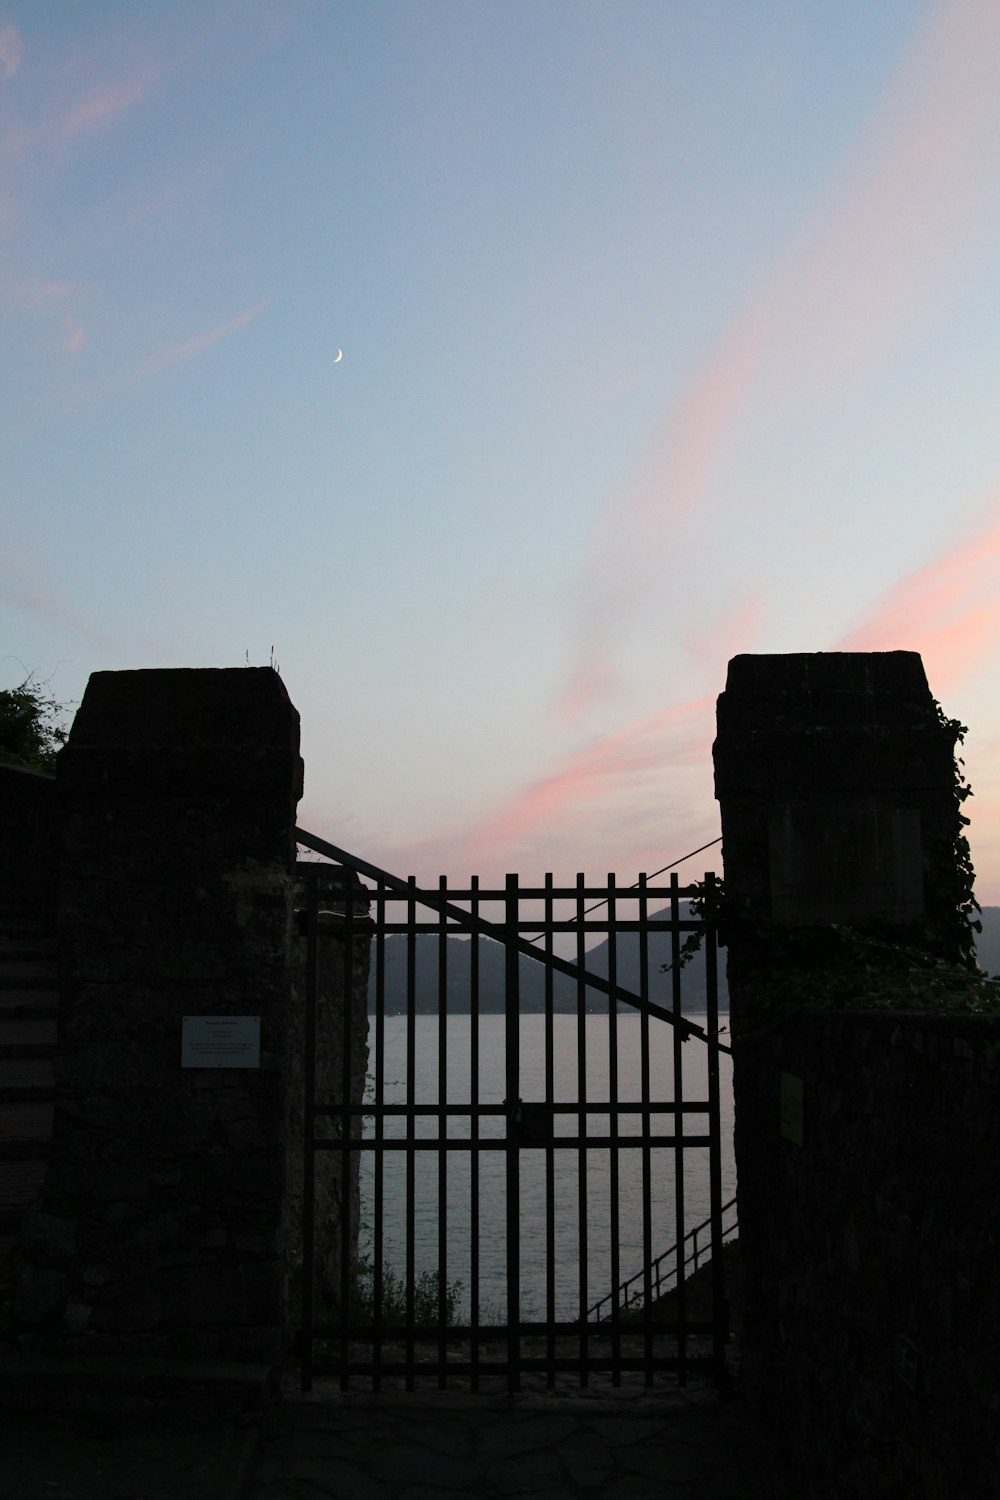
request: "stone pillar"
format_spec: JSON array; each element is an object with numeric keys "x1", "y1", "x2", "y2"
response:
[
  {"x1": 13, "y1": 668, "x2": 302, "y2": 1362},
  {"x1": 0, "y1": 763, "x2": 57, "y2": 911},
  {"x1": 712, "y1": 650, "x2": 965, "y2": 1447},
  {"x1": 714, "y1": 651, "x2": 962, "y2": 1014},
  {"x1": 286, "y1": 864, "x2": 371, "y2": 1320}
]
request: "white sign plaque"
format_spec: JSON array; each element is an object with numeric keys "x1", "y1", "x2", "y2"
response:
[{"x1": 181, "y1": 1015, "x2": 260, "y2": 1069}]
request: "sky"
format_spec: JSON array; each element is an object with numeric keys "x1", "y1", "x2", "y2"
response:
[{"x1": 3, "y1": 0, "x2": 1000, "y2": 901}]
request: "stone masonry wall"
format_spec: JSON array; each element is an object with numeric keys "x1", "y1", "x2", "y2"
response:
[
  {"x1": 737, "y1": 1010, "x2": 1000, "y2": 1499},
  {"x1": 13, "y1": 668, "x2": 302, "y2": 1362},
  {"x1": 0, "y1": 762, "x2": 56, "y2": 912},
  {"x1": 713, "y1": 651, "x2": 992, "y2": 1496},
  {"x1": 714, "y1": 652, "x2": 960, "y2": 1006},
  {"x1": 286, "y1": 864, "x2": 370, "y2": 1321}
]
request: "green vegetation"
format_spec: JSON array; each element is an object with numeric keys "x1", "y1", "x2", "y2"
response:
[
  {"x1": 348, "y1": 1261, "x2": 464, "y2": 1328},
  {"x1": 928, "y1": 698, "x2": 979, "y2": 968},
  {"x1": 292, "y1": 1260, "x2": 467, "y2": 1336},
  {"x1": 737, "y1": 925, "x2": 1000, "y2": 1040},
  {"x1": 664, "y1": 700, "x2": 998, "y2": 1036},
  {"x1": 0, "y1": 674, "x2": 70, "y2": 772}
]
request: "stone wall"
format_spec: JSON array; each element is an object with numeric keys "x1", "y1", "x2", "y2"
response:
[
  {"x1": 714, "y1": 652, "x2": 961, "y2": 1007},
  {"x1": 286, "y1": 864, "x2": 370, "y2": 1318},
  {"x1": 13, "y1": 668, "x2": 303, "y2": 1362},
  {"x1": 713, "y1": 651, "x2": 994, "y2": 1495},
  {"x1": 0, "y1": 762, "x2": 56, "y2": 911},
  {"x1": 737, "y1": 1009, "x2": 1000, "y2": 1499}
]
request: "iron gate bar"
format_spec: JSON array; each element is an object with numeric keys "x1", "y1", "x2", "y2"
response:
[
  {"x1": 639, "y1": 874, "x2": 654, "y2": 1381},
  {"x1": 339, "y1": 897, "x2": 353, "y2": 1390},
  {"x1": 544, "y1": 872, "x2": 556, "y2": 1386},
  {"x1": 670, "y1": 874, "x2": 687, "y2": 1384},
  {"x1": 373, "y1": 882, "x2": 386, "y2": 1392},
  {"x1": 295, "y1": 829, "x2": 730, "y2": 1053},
  {"x1": 505, "y1": 875, "x2": 520, "y2": 1388},
  {"x1": 301, "y1": 863, "x2": 318, "y2": 1394},
  {"x1": 440, "y1": 889, "x2": 451, "y2": 1378},
  {"x1": 576, "y1": 874, "x2": 588, "y2": 1386},
  {"x1": 705, "y1": 871, "x2": 728, "y2": 1372},
  {"x1": 405, "y1": 878, "x2": 416, "y2": 1389},
  {"x1": 608, "y1": 875, "x2": 621, "y2": 1385},
  {"x1": 470, "y1": 875, "x2": 481, "y2": 1391}
]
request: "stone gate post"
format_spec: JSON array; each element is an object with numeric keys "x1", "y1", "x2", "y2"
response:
[
  {"x1": 13, "y1": 668, "x2": 302, "y2": 1363},
  {"x1": 712, "y1": 651, "x2": 966, "y2": 1473}
]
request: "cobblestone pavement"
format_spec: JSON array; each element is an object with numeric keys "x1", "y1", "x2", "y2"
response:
[
  {"x1": 247, "y1": 1381, "x2": 781, "y2": 1500},
  {"x1": 0, "y1": 1362, "x2": 795, "y2": 1500}
]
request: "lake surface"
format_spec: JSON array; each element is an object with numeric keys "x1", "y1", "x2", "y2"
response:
[{"x1": 354, "y1": 1012, "x2": 735, "y2": 1322}]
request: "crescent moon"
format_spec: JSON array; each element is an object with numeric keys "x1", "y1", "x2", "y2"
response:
[{"x1": 334, "y1": 348, "x2": 343, "y2": 363}]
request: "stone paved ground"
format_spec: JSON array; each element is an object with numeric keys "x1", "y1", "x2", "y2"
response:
[
  {"x1": 247, "y1": 1383, "x2": 784, "y2": 1500},
  {"x1": 0, "y1": 1399, "x2": 261, "y2": 1500}
]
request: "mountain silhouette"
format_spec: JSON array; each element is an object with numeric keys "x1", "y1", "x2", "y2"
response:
[
  {"x1": 367, "y1": 906, "x2": 1000, "y2": 1015},
  {"x1": 369, "y1": 905, "x2": 725, "y2": 1015}
]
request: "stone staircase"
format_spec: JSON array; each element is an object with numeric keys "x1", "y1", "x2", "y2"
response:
[{"x1": 0, "y1": 908, "x2": 58, "y2": 1265}]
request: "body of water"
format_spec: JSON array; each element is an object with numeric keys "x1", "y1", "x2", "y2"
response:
[{"x1": 353, "y1": 1012, "x2": 735, "y2": 1322}]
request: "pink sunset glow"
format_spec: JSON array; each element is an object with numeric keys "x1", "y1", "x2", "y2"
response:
[
  {"x1": 138, "y1": 300, "x2": 271, "y2": 376},
  {"x1": 463, "y1": 696, "x2": 715, "y2": 875},
  {"x1": 5, "y1": 3, "x2": 1000, "y2": 903},
  {"x1": 838, "y1": 508, "x2": 1000, "y2": 692}
]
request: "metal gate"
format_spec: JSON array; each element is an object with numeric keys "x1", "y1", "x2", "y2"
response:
[{"x1": 295, "y1": 827, "x2": 731, "y2": 1393}]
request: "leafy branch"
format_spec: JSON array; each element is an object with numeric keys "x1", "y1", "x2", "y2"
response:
[{"x1": 0, "y1": 674, "x2": 71, "y2": 772}]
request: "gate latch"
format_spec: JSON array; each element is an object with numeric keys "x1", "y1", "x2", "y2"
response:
[{"x1": 504, "y1": 1098, "x2": 553, "y2": 1147}]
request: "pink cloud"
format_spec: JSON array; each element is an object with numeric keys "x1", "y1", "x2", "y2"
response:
[
  {"x1": 467, "y1": 695, "x2": 714, "y2": 865},
  {"x1": 0, "y1": 21, "x2": 22, "y2": 80},
  {"x1": 63, "y1": 315, "x2": 86, "y2": 354},
  {"x1": 1, "y1": 64, "x2": 156, "y2": 167},
  {"x1": 0, "y1": 554, "x2": 117, "y2": 652},
  {"x1": 773, "y1": 0, "x2": 1000, "y2": 382},
  {"x1": 1, "y1": 275, "x2": 87, "y2": 355},
  {"x1": 836, "y1": 505, "x2": 1000, "y2": 691},
  {"x1": 560, "y1": 305, "x2": 770, "y2": 721},
  {"x1": 562, "y1": 0, "x2": 1000, "y2": 721},
  {"x1": 55, "y1": 75, "x2": 152, "y2": 142},
  {"x1": 138, "y1": 299, "x2": 271, "y2": 376},
  {"x1": 684, "y1": 591, "x2": 766, "y2": 677},
  {"x1": 1, "y1": 276, "x2": 75, "y2": 309}
]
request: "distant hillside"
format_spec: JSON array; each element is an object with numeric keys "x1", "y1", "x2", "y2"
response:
[
  {"x1": 369, "y1": 906, "x2": 726, "y2": 1016},
  {"x1": 975, "y1": 907, "x2": 1000, "y2": 977},
  {"x1": 367, "y1": 905, "x2": 1000, "y2": 1015}
]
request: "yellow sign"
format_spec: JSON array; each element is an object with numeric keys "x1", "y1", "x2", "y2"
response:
[{"x1": 780, "y1": 1071, "x2": 804, "y2": 1146}]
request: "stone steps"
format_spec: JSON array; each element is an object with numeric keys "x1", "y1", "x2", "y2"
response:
[{"x1": 0, "y1": 909, "x2": 58, "y2": 1255}]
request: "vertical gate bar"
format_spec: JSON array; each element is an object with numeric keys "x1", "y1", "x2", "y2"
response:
[
  {"x1": 470, "y1": 875, "x2": 481, "y2": 1391},
  {"x1": 339, "y1": 879, "x2": 355, "y2": 1390},
  {"x1": 504, "y1": 873, "x2": 521, "y2": 1391},
  {"x1": 670, "y1": 872, "x2": 687, "y2": 1385},
  {"x1": 437, "y1": 875, "x2": 449, "y2": 1386},
  {"x1": 704, "y1": 871, "x2": 726, "y2": 1381},
  {"x1": 607, "y1": 874, "x2": 621, "y2": 1386},
  {"x1": 373, "y1": 881, "x2": 387, "y2": 1393},
  {"x1": 405, "y1": 876, "x2": 417, "y2": 1388},
  {"x1": 544, "y1": 873, "x2": 556, "y2": 1387},
  {"x1": 575, "y1": 872, "x2": 589, "y2": 1387},
  {"x1": 301, "y1": 864, "x2": 319, "y2": 1394},
  {"x1": 638, "y1": 874, "x2": 653, "y2": 1384}
]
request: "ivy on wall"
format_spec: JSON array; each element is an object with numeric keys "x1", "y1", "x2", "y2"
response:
[{"x1": 669, "y1": 698, "x2": 997, "y2": 1033}]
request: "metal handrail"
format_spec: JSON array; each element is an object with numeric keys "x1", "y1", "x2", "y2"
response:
[{"x1": 589, "y1": 1196, "x2": 739, "y2": 1322}]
